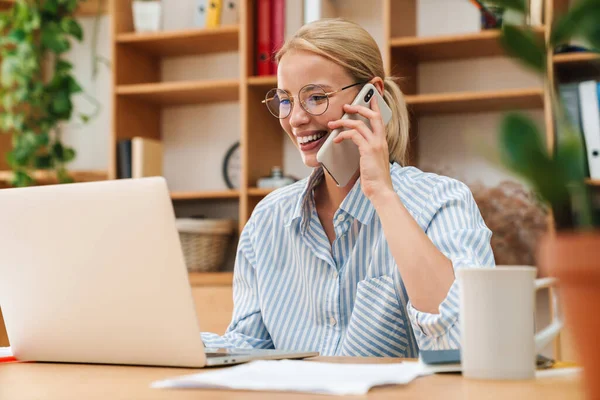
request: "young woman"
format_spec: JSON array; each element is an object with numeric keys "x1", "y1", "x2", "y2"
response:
[{"x1": 202, "y1": 18, "x2": 495, "y2": 357}]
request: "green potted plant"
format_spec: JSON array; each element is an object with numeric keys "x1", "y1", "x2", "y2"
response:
[
  {"x1": 0, "y1": 0, "x2": 95, "y2": 188},
  {"x1": 494, "y1": 0, "x2": 599, "y2": 397}
]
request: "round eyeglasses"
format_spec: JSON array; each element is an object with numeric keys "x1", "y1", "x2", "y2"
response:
[{"x1": 262, "y1": 82, "x2": 366, "y2": 119}]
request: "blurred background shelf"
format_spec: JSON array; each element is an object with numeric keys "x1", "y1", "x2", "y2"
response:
[
  {"x1": 0, "y1": 0, "x2": 107, "y2": 15},
  {"x1": 405, "y1": 88, "x2": 544, "y2": 115},
  {"x1": 553, "y1": 52, "x2": 600, "y2": 65},
  {"x1": 116, "y1": 79, "x2": 239, "y2": 106},
  {"x1": 116, "y1": 25, "x2": 239, "y2": 57},
  {"x1": 247, "y1": 75, "x2": 277, "y2": 87},
  {"x1": 170, "y1": 190, "x2": 240, "y2": 201},
  {"x1": 391, "y1": 28, "x2": 546, "y2": 62},
  {"x1": 247, "y1": 187, "x2": 275, "y2": 197},
  {"x1": 0, "y1": 170, "x2": 108, "y2": 188}
]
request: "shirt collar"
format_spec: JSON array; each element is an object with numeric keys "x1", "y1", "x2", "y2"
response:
[{"x1": 286, "y1": 165, "x2": 382, "y2": 230}]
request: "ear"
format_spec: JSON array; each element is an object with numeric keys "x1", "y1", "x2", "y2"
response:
[{"x1": 370, "y1": 77, "x2": 385, "y2": 96}]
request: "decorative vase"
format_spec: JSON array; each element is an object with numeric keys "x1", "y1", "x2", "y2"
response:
[
  {"x1": 132, "y1": 0, "x2": 162, "y2": 33},
  {"x1": 538, "y1": 232, "x2": 600, "y2": 399}
]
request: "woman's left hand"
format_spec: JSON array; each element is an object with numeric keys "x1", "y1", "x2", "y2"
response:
[{"x1": 327, "y1": 98, "x2": 394, "y2": 201}]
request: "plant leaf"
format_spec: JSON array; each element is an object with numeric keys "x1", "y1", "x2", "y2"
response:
[
  {"x1": 550, "y1": 0, "x2": 600, "y2": 46},
  {"x1": 499, "y1": 113, "x2": 568, "y2": 206},
  {"x1": 61, "y1": 18, "x2": 83, "y2": 41},
  {"x1": 483, "y1": 0, "x2": 527, "y2": 13},
  {"x1": 500, "y1": 24, "x2": 546, "y2": 72}
]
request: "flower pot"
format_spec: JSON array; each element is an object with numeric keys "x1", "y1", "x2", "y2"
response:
[
  {"x1": 538, "y1": 232, "x2": 600, "y2": 399},
  {"x1": 132, "y1": 0, "x2": 162, "y2": 33}
]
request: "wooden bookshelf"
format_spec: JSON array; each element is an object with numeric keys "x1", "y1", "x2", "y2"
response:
[
  {"x1": 116, "y1": 26, "x2": 239, "y2": 57},
  {"x1": 553, "y1": 52, "x2": 600, "y2": 64},
  {"x1": 247, "y1": 187, "x2": 275, "y2": 197},
  {"x1": 391, "y1": 28, "x2": 546, "y2": 62},
  {"x1": 171, "y1": 190, "x2": 240, "y2": 201},
  {"x1": 247, "y1": 75, "x2": 278, "y2": 88},
  {"x1": 116, "y1": 79, "x2": 239, "y2": 106},
  {"x1": 0, "y1": 170, "x2": 108, "y2": 188},
  {"x1": 405, "y1": 88, "x2": 544, "y2": 115},
  {"x1": 0, "y1": 0, "x2": 107, "y2": 15}
]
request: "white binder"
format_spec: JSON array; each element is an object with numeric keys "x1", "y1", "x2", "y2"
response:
[{"x1": 579, "y1": 80, "x2": 600, "y2": 179}]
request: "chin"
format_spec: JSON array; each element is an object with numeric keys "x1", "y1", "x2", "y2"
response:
[{"x1": 301, "y1": 154, "x2": 320, "y2": 169}]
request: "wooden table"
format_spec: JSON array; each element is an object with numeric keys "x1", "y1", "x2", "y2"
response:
[{"x1": 0, "y1": 356, "x2": 583, "y2": 399}]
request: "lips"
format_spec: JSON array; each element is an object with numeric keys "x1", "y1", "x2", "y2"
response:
[{"x1": 297, "y1": 131, "x2": 329, "y2": 152}]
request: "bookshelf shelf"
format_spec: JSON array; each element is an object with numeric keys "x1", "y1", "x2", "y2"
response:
[
  {"x1": 585, "y1": 179, "x2": 600, "y2": 186},
  {"x1": 0, "y1": 0, "x2": 107, "y2": 15},
  {"x1": 405, "y1": 88, "x2": 544, "y2": 115},
  {"x1": 170, "y1": 190, "x2": 240, "y2": 201},
  {"x1": 247, "y1": 75, "x2": 278, "y2": 88},
  {"x1": 188, "y1": 272, "x2": 233, "y2": 286},
  {"x1": 247, "y1": 187, "x2": 275, "y2": 197},
  {"x1": 553, "y1": 52, "x2": 600, "y2": 64},
  {"x1": 116, "y1": 79, "x2": 239, "y2": 106},
  {"x1": 0, "y1": 170, "x2": 108, "y2": 187},
  {"x1": 116, "y1": 26, "x2": 239, "y2": 57},
  {"x1": 390, "y1": 28, "x2": 546, "y2": 62}
]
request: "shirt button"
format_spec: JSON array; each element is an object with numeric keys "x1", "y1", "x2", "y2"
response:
[
  {"x1": 336, "y1": 214, "x2": 345, "y2": 222},
  {"x1": 329, "y1": 317, "x2": 337, "y2": 326}
]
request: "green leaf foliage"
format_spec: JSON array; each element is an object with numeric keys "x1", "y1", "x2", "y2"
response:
[
  {"x1": 0, "y1": 0, "x2": 93, "y2": 187},
  {"x1": 500, "y1": 24, "x2": 546, "y2": 72}
]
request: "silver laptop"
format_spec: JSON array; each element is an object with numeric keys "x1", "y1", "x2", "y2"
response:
[{"x1": 0, "y1": 177, "x2": 317, "y2": 367}]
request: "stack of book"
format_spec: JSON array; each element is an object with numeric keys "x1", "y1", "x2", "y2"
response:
[
  {"x1": 194, "y1": 0, "x2": 240, "y2": 29},
  {"x1": 255, "y1": 0, "x2": 304, "y2": 76},
  {"x1": 116, "y1": 137, "x2": 163, "y2": 179},
  {"x1": 558, "y1": 81, "x2": 600, "y2": 179}
]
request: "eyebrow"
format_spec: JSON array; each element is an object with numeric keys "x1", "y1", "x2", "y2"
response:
[{"x1": 277, "y1": 83, "x2": 335, "y2": 92}]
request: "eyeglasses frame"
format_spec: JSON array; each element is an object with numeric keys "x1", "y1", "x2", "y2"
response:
[{"x1": 261, "y1": 81, "x2": 368, "y2": 119}]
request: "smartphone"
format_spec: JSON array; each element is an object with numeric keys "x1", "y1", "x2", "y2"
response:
[{"x1": 316, "y1": 83, "x2": 393, "y2": 187}]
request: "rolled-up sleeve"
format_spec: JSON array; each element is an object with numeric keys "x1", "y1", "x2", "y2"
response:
[
  {"x1": 406, "y1": 177, "x2": 495, "y2": 351},
  {"x1": 201, "y1": 218, "x2": 274, "y2": 350}
]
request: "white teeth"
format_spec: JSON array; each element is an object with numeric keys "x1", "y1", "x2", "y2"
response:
[{"x1": 298, "y1": 132, "x2": 325, "y2": 145}]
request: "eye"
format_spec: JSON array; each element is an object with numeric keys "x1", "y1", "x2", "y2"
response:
[
  {"x1": 279, "y1": 98, "x2": 291, "y2": 105},
  {"x1": 307, "y1": 94, "x2": 327, "y2": 104}
]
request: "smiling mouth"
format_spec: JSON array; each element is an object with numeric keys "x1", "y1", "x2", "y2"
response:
[{"x1": 297, "y1": 131, "x2": 327, "y2": 146}]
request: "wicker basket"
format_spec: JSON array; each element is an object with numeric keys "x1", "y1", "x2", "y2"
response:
[{"x1": 175, "y1": 218, "x2": 234, "y2": 272}]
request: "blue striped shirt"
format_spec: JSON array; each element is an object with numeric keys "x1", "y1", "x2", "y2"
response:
[{"x1": 201, "y1": 163, "x2": 495, "y2": 357}]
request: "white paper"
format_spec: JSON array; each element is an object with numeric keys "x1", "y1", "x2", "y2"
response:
[
  {"x1": 151, "y1": 360, "x2": 426, "y2": 396},
  {"x1": 0, "y1": 347, "x2": 12, "y2": 357}
]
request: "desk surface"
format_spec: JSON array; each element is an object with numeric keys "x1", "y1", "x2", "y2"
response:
[{"x1": 0, "y1": 356, "x2": 582, "y2": 400}]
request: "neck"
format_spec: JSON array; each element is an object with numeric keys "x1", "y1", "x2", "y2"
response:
[{"x1": 315, "y1": 169, "x2": 359, "y2": 211}]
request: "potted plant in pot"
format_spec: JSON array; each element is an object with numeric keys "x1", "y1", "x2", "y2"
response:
[
  {"x1": 494, "y1": 0, "x2": 600, "y2": 397},
  {"x1": 0, "y1": 0, "x2": 95, "y2": 187}
]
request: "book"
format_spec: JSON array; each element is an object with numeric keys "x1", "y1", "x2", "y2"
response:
[
  {"x1": 557, "y1": 83, "x2": 588, "y2": 175},
  {"x1": 206, "y1": 0, "x2": 222, "y2": 28},
  {"x1": 117, "y1": 139, "x2": 132, "y2": 179},
  {"x1": 132, "y1": 137, "x2": 163, "y2": 179},
  {"x1": 578, "y1": 81, "x2": 600, "y2": 179},
  {"x1": 270, "y1": 0, "x2": 285, "y2": 74},
  {"x1": 193, "y1": 0, "x2": 208, "y2": 28},
  {"x1": 116, "y1": 137, "x2": 163, "y2": 179},
  {"x1": 220, "y1": 0, "x2": 239, "y2": 26},
  {"x1": 256, "y1": 0, "x2": 272, "y2": 76}
]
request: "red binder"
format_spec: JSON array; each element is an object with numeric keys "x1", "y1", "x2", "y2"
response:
[
  {"x1": 270, "y1": 0, "x2": 285, "y2": 75},
  {"x1": 256, "y1": 0, "x2": 272, "y2": 76}
]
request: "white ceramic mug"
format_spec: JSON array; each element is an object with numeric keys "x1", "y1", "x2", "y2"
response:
[{"x1": 457, "y1": 266, "x2": 563, "y2": 380}]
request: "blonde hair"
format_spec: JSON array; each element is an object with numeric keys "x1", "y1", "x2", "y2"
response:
[{"x1": 276, "y1": 18, "x2": 410, "y2": 166}]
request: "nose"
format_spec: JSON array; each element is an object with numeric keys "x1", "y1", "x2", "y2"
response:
[{"x1": 288, "y1": 101, "x2": 310, "y2": 128}]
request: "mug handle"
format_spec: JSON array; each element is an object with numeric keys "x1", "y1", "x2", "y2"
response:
[{"x1": 534, "y1": 277, "x2": 563, "y2": 352}]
